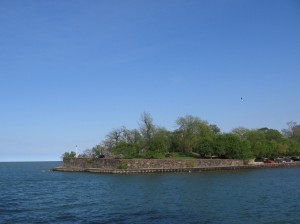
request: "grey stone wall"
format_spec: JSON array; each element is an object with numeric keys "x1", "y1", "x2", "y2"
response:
[{"x1": 63, "y1": 158, "x2": 244, "y2": 169}]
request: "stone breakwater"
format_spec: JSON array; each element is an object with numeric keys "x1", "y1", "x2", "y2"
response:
[
  {"x1": 61, "y1": 157, "x2": 244, "y2": 169},
  {"x1": 52, "y1": 158, "x2": 300, "y2": 174}
]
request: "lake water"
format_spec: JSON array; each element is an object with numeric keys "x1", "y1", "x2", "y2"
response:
[{"x1": 0, "y1": 162, "x2": 299, "y2": 224}]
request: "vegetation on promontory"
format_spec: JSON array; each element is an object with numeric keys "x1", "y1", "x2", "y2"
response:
[{"x1": 63, "y1": 112, "x2": 300, "y2": 160}]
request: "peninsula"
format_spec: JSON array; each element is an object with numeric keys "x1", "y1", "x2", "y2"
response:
[{"x1": 54, "y1": 114, "x2": 300, "y2": 174}]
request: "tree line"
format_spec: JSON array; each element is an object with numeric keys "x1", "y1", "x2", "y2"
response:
[{"x1": 63, "y1": 113, "x2": 300, "y2": 160}]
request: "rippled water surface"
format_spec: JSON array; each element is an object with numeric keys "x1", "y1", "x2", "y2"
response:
[{"x1": 0, "y1": 162, "x2": 300, "y2": 223}]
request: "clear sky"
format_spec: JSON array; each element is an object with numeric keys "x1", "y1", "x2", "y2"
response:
[{"x1": 1, "y1": 0, "x2": 299, "y2": 161}]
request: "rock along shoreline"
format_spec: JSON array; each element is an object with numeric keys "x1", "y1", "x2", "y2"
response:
[{"x1": 52, "y1": 162, "x2": 300, "y2": 174}]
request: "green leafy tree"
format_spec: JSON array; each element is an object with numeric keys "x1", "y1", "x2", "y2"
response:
[
  {"x1": 287, "y1": 140, "x2": 300, "y2": 156},
  {"x1": 91, "y1": 144, "x2": 105, "y2": 156},
  {"x1": 175, "y1": 115, "x2": 213, "y2": 153},
  {"x1": 111, "y1": 141, "x2": 138, "y2": 159},
  {"x1": 175, "y1": 115, "x2": 200, "y2": 152},
  {"x1": 86, "y1": 113, "x2": 299, "y2": 160},
  {"x1": 245, "y1": 130, "x2": 267, "y2": 157},
  {"x1": 61, "y1": 151, "x2": 76, "y2": 159},
  {"x1": 104, "y1": 126, "x2": 142, "y2": 157},
  {"x1": 258, "y1": 128, "x2": 283, "y2": 141},
  {"x1": 173, "y1": 115, "x2": 220, "y2": 157},
  {"x1": 139, "y1": 112, "x2": 157, "y2": 152},
  {"x1": 209, "y1": 124, "x2": 221, "y2": 135},
  {"x1": 231, "y1": 127, "x2": 250, "y2": 140},
  {"x1": 149, "y1": 128, "x2": 171, "y2": 153},
  {"x1": 123, "y1": 129, "x2": 143, "y2": 154},
  {"x1": 170, "y1": 130, "x2": 185, "y2": 153},
  {"x1": 194, "y1": 122, "x2": 215, "y2": 156},
  {"x1": 215, "y1": 134, "x2": 252, "y2": 159},
  {"x1": 213, "y1": 135, "x2": 226, "y2": 157},
  {"x1": 196, "y1": 137, "x2": 214, "y2": 157}
]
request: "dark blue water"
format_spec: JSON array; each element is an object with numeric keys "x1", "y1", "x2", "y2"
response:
[{"x1": 0, "y1": 162, "x2": 299, "y2": 224}]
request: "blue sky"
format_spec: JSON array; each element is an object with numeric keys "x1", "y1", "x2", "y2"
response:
[{"x1": 1, "y1": 0, "x2": 299, "y2": 161}]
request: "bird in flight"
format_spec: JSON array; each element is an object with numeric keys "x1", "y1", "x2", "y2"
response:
[{"x1": 241, "y1": 97, "x2": 245, "y2": 102}]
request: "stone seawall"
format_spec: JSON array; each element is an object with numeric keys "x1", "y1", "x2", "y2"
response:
[
  {"x1": 53, "y1": 158, "x2": 300, "y2": 174},
  {"x1": 62, "y1": 157, "x2": 245, "y2": 170},
  {"x1": 53, "y1": 162, "x2": 300, "y2": 174}
]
